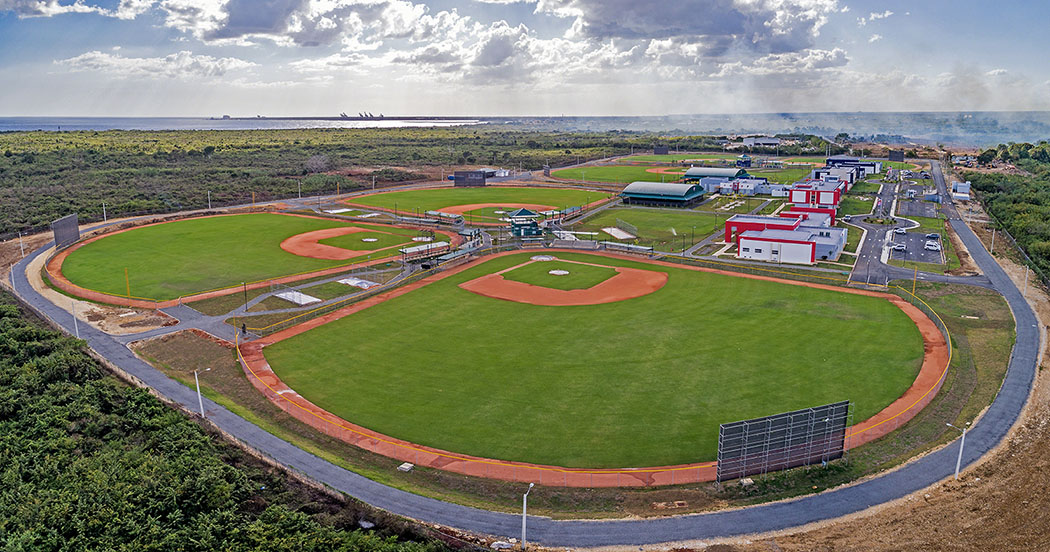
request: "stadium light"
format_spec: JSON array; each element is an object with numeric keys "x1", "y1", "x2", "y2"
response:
[
  {"x1": 521, "y1": 482, "x2": 534, "y2": 550},
  {"x1": 946, "y1": 422, "x2": 970, "y2": 480}
]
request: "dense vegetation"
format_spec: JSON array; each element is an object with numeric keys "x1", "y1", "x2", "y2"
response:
[
  {"x1": 0, "y1": 127, "x2": 840, "y2": 237},
  {"x1": 0, "y1": 295, "x2": 447, "y2": 551},
  {"x1": 968, "y1": 140, "x2": 1050, "y2": 280}
]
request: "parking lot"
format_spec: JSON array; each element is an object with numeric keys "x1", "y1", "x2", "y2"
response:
[
  {"x1": 897, "y1": 198, "x2": 938, "y2": 218},
  {"x1": 887, "y1": 231, "x2": 944, "y2": 265}
]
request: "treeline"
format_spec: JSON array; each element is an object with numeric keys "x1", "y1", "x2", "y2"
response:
[
  {"x1": 0, "y1": 294, "x2": 450, "y2": 551},
  {"x1": 965, "y1": 142, "x2": 1050, "y2": 279},
  {"x1": 975, "y1": 141, "x2": 1050, "y2": 164}
]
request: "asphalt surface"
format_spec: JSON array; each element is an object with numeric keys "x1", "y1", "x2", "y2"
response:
[{"x1": 8, "y1": 160, "x2": 1041, "y2": 546}]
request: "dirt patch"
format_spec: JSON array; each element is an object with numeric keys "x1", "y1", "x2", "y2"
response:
[
  {"x1": 438, "y1": 203, "x2": 557, "y2": 216},
  {"x1": 279, "y1": 227, "x2": 399, "y2": 260},
  {"x1": 945, "y1": 220, "x2": 981, "y2": 275}
]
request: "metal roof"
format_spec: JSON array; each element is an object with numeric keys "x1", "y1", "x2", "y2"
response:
[
  {"x1": 621, "y1": 181, "x2": 702, "y2": 198},
  {"x1": 399, "y1": 241, "x2": 449, "y2": 255},
  {"x1": 684, "y1": 167, "x2": 748, "y2": 179}
]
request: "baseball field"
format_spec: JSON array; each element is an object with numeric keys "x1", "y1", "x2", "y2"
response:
[
  {"x1": 58, "y1": 213, "x2": 427, "y2": 301},
  {"x1": 262, "y1": 251, "x2": 924, "y2": 468},
  {"x1": 345, "y1": 186, "x2": 607, "y2": 222}
]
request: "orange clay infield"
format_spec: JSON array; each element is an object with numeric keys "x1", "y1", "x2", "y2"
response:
[
  {"x1": 237, "y1": 250, "x2": 950, "y2": 487},
  {"x1": 46, "y1": 213, "x2": 460, "y2": 309}
]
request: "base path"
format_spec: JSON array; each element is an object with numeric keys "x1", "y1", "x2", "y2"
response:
[
  {"x1": 237, "y1": 249, "x2": 948, "y2": 487},
  {"x1": 439, "y1": 203, "x2": 556, "y2": 216}
]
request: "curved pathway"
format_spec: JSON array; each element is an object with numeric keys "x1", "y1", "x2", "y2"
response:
[{"x1": 7, "y1": 161, "x2": 1040, "y2": 546}]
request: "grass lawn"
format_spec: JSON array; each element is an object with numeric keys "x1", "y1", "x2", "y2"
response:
[
  {"x1": 553, "y1": 165, "x2": 684, "y2": 184},
  {"x1": 501, "y1": 260, "x2": 617, "y2": 290},
  {"x1": 838, "y1": 222, "x2": 862, "y2": 253},
  {"x1": 850, "y1": 181, "x2": 882, "y2": 195},
  {"x1": 62, "y1": 214, "x2": 356, "y2": 301},
  {"x1": 839, "y1": 196, "x2": 875, "y2": 216},
  {"x1": 573, "y1": 207, "x2": 722, "y2": 252},
  {"x1": 348, "y1": 186, "x2": 606, "y2": 213},
  {"x1": 749, "y1": 167, "x2": 811, "y2": 185},
  {"x1": 265, "y1": 251, "x2": 924, "y2": 468},
  {"x1": 696, "y1": 196, "x2": 765, "y2": 214}
]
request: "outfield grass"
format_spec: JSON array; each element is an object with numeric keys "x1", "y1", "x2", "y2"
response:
[
  {"x1": 696, "y1": 196, "x2": 765, "y2": 214},
  {"x1": 552, "y1": 165, "x2": 684, "y2": 184},
  {"x1": 348, "y1": 186, "x2": 606, "y2": 213},
  {"x1": 62, "y1": 214, "x2": 357, "y2": 300},
  {"x1": 265, "y1": 251, "x2": 924, "y2": 468},
  {"x1": 573, "y1": 208, "x2": 722, "y2": 252},
  {"x1": 621, "y1": 153, "x2": 737, "y2": 163},
  {"x1": 501, "y1": 260, "x2": 617, "y2": 290},
  {"x1": 749, "y1": 167, "x2": 811, "y2": 185}
]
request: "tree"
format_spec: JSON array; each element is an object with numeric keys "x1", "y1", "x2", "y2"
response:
[
  {"x1": 977, "y1": 149, "x2": 997, "y2": 165},
  {"x1": 303, "y1": 154, "x2": 330, "y2": 174}
]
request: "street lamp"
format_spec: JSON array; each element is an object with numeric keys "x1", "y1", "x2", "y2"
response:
[
  {"x1": 946, "y1": 422, "x2": 970, "y2": 480},
  {"x1": 521, "y1": 482, "x2": 534, "y2": 550},
  {"x1": 194, "y1": 368, "x2": 211, "y2": 417}
]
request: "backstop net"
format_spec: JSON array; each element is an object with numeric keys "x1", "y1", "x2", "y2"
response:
[{"x1": 615, "y1": 218, "x2": 639, "y2": 237}]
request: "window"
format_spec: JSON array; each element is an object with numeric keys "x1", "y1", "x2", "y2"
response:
[
  {"x1": 742, "y1": 247, "x2": 750, "y2": 252},
  {"x1": 755, "y1": 248, "x2": 762, "y2": 253}
]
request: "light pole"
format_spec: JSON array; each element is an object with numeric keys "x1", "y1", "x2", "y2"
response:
[
  {"x1": 208, "y1": 190, "x2": 212, "y2": 210},
  {"x1": 18, "y1": 232, "x2": 24, "y2": 258},
  {"x1": 946, "y1": 422, "x2": 969, "y2": 480},
  {"x1": 71, "y1": 300, "x2": 79, "y2": 338},
  {"x1": 102, "y1": 202, "x2": 107, "y2": 222},
  {"x1": 194, "y1": 368, "x2": 210, "y2": 417},
  {"x1": 521, "y1": 482, "x2": 534, "y2": 550}
]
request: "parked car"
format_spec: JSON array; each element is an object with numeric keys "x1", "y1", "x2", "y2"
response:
[
  {"x1": 920, "y1": 171, "x2": 931, "y2": 179},
  {"x1": 892, "y1": 243, "x2": 906, "y2": 251},
  {"x1": 842, "y1": 214, "x2": 852, "y2": 222},
  {"x1": 926, "y1": 233, "x2": 940, "y2": 240},
  {"x1": 924, "y1": 242, "x2": 941, "y2": 251},
  {"x1": 893, "y1": 227, "x2": 906, "y2": 235}
]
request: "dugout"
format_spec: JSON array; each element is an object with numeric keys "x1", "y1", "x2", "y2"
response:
[{"x1": 620, "y1": 181, "x2": 705, "y2": 208}]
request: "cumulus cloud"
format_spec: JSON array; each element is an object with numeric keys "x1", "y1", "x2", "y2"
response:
[
  {"x1": 869, "y1": 33, "x2": 881, "y2": 42},
  {"x1": 0, "y1": 0, "x2": 107, "y2": 17},
  {"x1": 57, "y1": 50, "x2": 257, "y2": 78}
]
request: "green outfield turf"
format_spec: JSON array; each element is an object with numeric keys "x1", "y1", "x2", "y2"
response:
[
  {"x1": 501, "y1": 259, "x2": 617, "y2": 290},
  {"x1": 265, "y1": 251, "x2": 924, "y2": 468},
  {"x1": 620, "y1": 153, "x2": 738, "y2": 163},
  {"x1": 61, "y1": 214, "x2": 361, "y2": 300},
  {"x1": 347, "y1": 187, "x2": 606, "y2": 215},
  {"x1": 552, "y1": 165, "x2": 685, "y2": 184},
  {"x1": 318, "y1": 225, "x2": 421, "y2": 252},
  {"x1": 573, "y1": 208, "x2": 721, "y2": 252}
]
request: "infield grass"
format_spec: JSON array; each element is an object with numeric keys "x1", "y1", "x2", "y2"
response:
[
  {"x1": 347, "y1": 187, "x2": 606, "y2": 213},
  {"x1": 62, "y1": 214, "x2": 358, "y2": 300},
  {"x1": 501, "y1": 260, "x2": 617, "y2": 290},
  {"x1": 265, "y1": 251, "x2": 924, "y2": 468},
  {"x1": 318, "y1": 225, "x2": 420, "y2": 252}
]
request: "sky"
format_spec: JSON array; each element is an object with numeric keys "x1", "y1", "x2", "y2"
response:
[{"x1": 1, "y1": 0, "x2": 1048, "y2": 117}]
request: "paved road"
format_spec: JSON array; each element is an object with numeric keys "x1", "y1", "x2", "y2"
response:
[{"x1": 8, "y1": 165, "x2": 1041, "y2": 546}]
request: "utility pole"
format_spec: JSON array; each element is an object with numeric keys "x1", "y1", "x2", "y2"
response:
[
  {"x1": 102, "y1": 202, "x2": 107, "y2": 222},
  {"x1": 18, "y1": 232, "x2": 24, "y2": 258},
  {"x1": 71, "y1": 300, "x2": 79, "y2": 339},
  {"x1": 208, "y1": 190, "x2": 212, "y2": 210},
  {"x1": 946, "y1": 423, "x2": 968, "y2": 480},
  {"x1": 372, "y1": 175, "x2": 376, "y2": 190}
]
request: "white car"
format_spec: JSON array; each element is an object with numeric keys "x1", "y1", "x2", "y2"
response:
[
  {"x1": 891, "y1": 243, "x2": 906, "y2": 251},
  {"x1": 924, "y1": 242, "x2": 941, "y2": 251},
  {"x1": 893, "y1": 227, "x2": 906, "y2": 235}
]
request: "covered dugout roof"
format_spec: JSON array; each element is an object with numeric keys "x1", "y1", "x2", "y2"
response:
[
  {"x1": 621, "y1": 181, "x2": 704, "y2": 201},
  {"x1": 683, "y1": 167, "x2": 748, "y2": 179}
]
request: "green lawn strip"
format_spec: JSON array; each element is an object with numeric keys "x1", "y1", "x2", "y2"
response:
[
  {"x1": 265, "y1": 251, "x2": 922, "y2": 468},
  {"x1": 839, "y1": 196, "x2": 875, "y2": 216},
  {"x1": 500, "y1": 260, "x2": 617, "y2": 290},
  {"x1": 62, "y1": 213, "x2": 357, "y2": 301},
  {"x1": 349, "y1": 187, "x2": 606, "y2": 213},
  {"x1": 573, "y1": 208, "x2": 722, "y2": 252},
  {"x1": 757, "y1": 199, "x2": 783, "y2": 214},
  {"x1": 748, "y1": 167, "x2": 810, "y2": 185},
  {"x1": 838, "y1": 222, "x2": 862, "y2": 253},
  {"x1": 850, "y1": 181, "x2": 882, "y2": 195}
]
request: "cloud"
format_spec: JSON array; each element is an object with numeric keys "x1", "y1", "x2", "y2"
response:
[
  {"x1": 868, "y1": 9, "x2": 892, "y2": 20},
  {"x1": 868, "y1": 33, "x2": 881, "y2": 43},
  {"x1": 56, "y1": 50, "x2": 257, "y2": 78},
  {"x1": 0, "y1": 0, "x2": 108, "y2": 17}
]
